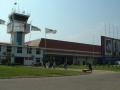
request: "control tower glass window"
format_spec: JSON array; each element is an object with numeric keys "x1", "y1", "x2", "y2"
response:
[
  {"x1": 17, "y1": 47, "x2": 22, "y2": 53},
  {"x1": 16, "y1": 32, "x2": 22, "y2": 45}
]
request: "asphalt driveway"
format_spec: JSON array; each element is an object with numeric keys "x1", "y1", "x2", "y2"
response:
[{"x1": 0, "y1": 71, "x2": 120, "y2": 90}]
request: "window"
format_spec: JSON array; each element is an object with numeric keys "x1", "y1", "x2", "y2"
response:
[
  {"x1": 25, "y1": 57, "x2": 32, "y2": 60},
  {"x1": 7, "y1": 46, "x2": 12, "y2": 52},
  {"x1": 16, "y1": 32, "x2": 22, "y2": 45},
  {"x1": 27, "y1": 48, "x2": 32, "y2": 54},
  {"x1": 0, "y1": 45, "x2": 1, "y2": 52},
  {"x1": 36, "y1": 58, "x2": 40, "y2": 62},
  {"x1": 17, "y1": 47, "x2": 22, "y2": 53},
  {"x1": 36, "y1": 48, "x2": 40, "y2": 54}
]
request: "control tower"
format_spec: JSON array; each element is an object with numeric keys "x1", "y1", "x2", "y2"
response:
[{"x1": 7, "y1": 11, "x2": 30, "y2": 46}]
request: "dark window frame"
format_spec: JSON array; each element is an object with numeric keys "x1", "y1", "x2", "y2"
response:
[
  {"x1": 0, "y1": 45, "x2": 1, "y2": 52},
  {"x1": 7, "y1": 46, "x2": 12, "y2": 52},
  {"x1": 27, "y1": 47, "x2": 32, "y2": 54},
  {"x1": 16, "y1": 32, "x2": 23, "y2": 45},
  {"x1": 36, "y1": 48, "x2": 40, "y2": 54},
  {"x1": 17, "y1": 47, "x2": 22, "y2": 53}
]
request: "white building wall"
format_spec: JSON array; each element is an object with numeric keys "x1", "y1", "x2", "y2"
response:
[
  {"x1": 0, "y1": 45, "x2": 7, "y2": 61},
  {"x1": 0, "y1": 44, "x2": 41, "y2": 65}
]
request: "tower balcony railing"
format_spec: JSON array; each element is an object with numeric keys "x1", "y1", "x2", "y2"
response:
[{"x1": 7, "y1": 23, "x2": 30, "y2": 34}]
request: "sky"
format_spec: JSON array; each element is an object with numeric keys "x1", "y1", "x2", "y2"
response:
[{"x1": 0, "y1": 0, "x2": 120, "y2": 45}]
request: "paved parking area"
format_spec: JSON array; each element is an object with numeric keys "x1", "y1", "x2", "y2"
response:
[{"x1": 0, "y1": 71, "x2": 120, "y2": 90}]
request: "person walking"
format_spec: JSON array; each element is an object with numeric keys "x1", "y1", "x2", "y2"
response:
[{"x1": 88, "y1": 63, "x2": 92, "y2": 72}]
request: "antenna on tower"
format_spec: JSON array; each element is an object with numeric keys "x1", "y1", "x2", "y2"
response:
[
  {"x1": 116, "y1": 25, "x2": 119, "y2": 39},
  {"x1": 13, "y1": 0, "x2": 20, "y2": 13},
  {"x1": 112, "y1": 24, "x2": 115, "y2": 38},
  {"x1": 104, "y1": 23, "x2": 106, "y2": 36},
  {"x1": 118, "y1": 25, "x2": 120, "y2": 39},
  {"x1": 109, "y1": 24, "x2": 111, "y2": 37}
]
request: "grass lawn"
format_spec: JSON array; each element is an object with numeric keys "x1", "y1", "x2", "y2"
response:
[{"x1": 0, "y1": 65, "x2": 81, "y2": 79}]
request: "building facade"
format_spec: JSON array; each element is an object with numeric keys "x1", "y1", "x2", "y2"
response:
[
  {"x1": 26, "y1": 38, "x2": 101, "y2": 65},
  {"x1": 0, "y1": 11, "x2": 42, "y2": 65},
  {"x1": 0, "y1": 10, "x2": 120, "y2": 66},
  {"x1": 0, "y1": 43, "x2": 41, "y2": 65}
]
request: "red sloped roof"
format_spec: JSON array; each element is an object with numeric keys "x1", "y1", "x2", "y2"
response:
[{"x1": 39, "y1": 38, "x2": 101, "y2": 53}]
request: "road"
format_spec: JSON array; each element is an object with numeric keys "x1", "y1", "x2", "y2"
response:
[{"x1": 0, "y1": 71, "x2": 120, "y2": 90}]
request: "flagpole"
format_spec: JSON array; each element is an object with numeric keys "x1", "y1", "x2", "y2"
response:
[
  {"x1": 112, "y1": 24, "x2": 115, "y2": 38},
  {"x1": 44, "y1": 29, "x2": 47, "y2": 67},
  {"x1": 92, "y1": 34, "x2": 95, "y2": 64},
  {"x1": 44, "y1": 28, "x2": 57, "y2": 67},
  {"x1": 109, "y1": 24, "x2": 111, "y2": 37},
  {"x1": 44, "y1": 28, "x2": 57, "y2": 52},
  {"x1": 116, "y1": 25, "x2": 119, "y2": 39},
  {"x1": 45, "y1": 30, "x2": 47, "y2": 49}
]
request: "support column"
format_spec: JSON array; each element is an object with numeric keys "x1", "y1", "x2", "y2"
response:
[
  {"x1": 40, "y1": 49, "x2": 44, "y2": 66},
  {"x1": 66, "y1": 56, "x2": 68, "y2": 64},
  {"x1": 73, "y1": 57, "x2": 77, "y2": 65},
  {"x1": 11, "y1": 57, "x2": 15, "y2": 64}
]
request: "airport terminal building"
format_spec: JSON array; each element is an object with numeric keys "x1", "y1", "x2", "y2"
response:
[{"x1": 0, "y1": 11, "x2": 120, "y2": 65}]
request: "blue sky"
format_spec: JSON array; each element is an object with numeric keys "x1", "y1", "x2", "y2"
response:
[{"x1": 0, "y1": 0, "x2": 120, "y2": 45}]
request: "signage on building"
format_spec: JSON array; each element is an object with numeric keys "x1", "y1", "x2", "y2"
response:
[
  {"x1": 105, "y1": 39, "x2": 112, "y2": 56},
  {"x1": 101, "y1": 36, "x2": 120, "y2": 56}
]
